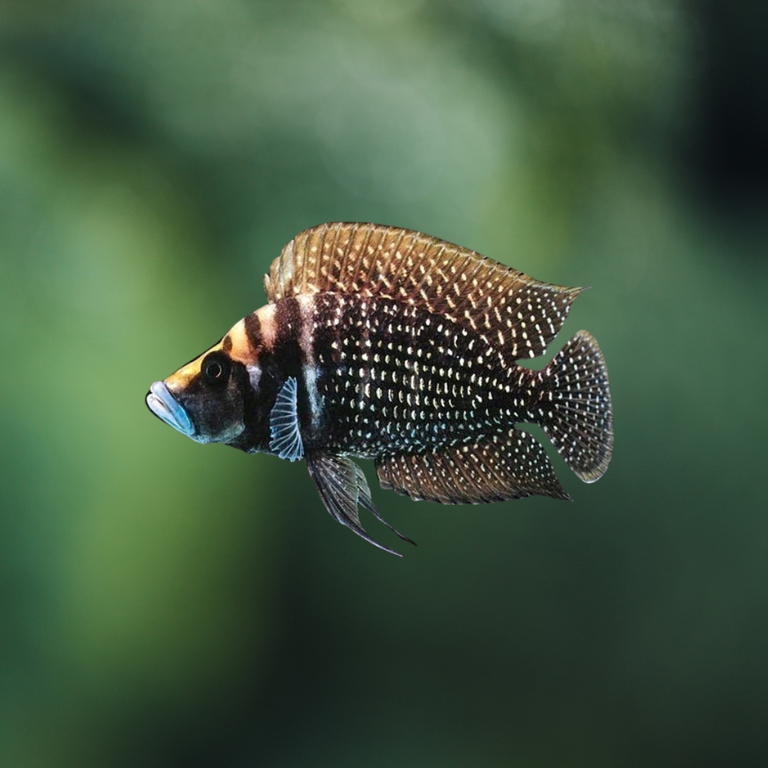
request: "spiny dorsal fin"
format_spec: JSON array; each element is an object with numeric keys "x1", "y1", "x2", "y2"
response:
[
  {"x1": 264, "y1": 223, "x2": 582, "y2": 360},
  {"x1": 375, "y1": 429, "x2": 571, "y2": 504},
  {"x1": 269, "y1": 377, "x2": 304, "y2": 462},
  {"x1": 305, "y1": 454, "x2": 413, "y2": 556}
]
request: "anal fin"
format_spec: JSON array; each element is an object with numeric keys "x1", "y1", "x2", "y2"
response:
[
  {"x1": 375, "y1": 429, "x2": 571, "y2": 504},
  {"x1": 306, "y1": 454, "x2": 414, "y2": 556}
]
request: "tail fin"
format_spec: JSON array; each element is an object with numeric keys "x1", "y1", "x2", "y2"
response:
[{"x1": 533, "y1": 330, "x2": 613, "y2": 482}]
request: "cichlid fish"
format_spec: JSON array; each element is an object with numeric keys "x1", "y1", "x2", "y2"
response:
[{"x1": 146, "y1": 223, "x2": 613, "y2": 555}]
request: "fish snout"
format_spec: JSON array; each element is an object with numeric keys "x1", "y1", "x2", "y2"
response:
[{"x1": 146, "y1": 381, "x2": 195, "y2": 438}]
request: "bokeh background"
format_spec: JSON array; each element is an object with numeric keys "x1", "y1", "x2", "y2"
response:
[{"x1": 1, "y1": 1, "x2": 767, "y2": 766}]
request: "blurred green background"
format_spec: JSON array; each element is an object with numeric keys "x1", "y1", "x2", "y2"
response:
[{"x1": 1, "y1": 1, "x2": 767, "y2": 766}]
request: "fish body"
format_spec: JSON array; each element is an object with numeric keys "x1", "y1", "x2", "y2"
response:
[{"x1": 147, "y1": 223, "x2": 613, "y2": 555}]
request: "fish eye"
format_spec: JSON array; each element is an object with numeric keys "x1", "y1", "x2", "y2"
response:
[{"x1": 202, "y1": 353, "x2": 231, "y2": 386}]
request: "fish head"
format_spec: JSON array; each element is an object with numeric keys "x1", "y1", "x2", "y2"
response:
[{"x1": 146, "y1": 335, "x2": 251, "y2": 445}]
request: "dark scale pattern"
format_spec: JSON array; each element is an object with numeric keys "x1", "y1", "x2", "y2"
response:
[{"x1": 307, "y1": 293, "x2": 533, "y2": 457}]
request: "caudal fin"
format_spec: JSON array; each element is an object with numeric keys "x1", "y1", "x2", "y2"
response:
[{"x1": 533, "y1": 330, "x2": 613, "y2": 482}]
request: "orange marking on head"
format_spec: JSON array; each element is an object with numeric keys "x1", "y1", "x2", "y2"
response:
[
  {"x1": 163, "y1": 303, "x2": 278, "y2": 395},
  {"x1": 165, "y1": 335, "x2": 226, "y2": 393},
  {"x1": 227, "y1": 318, "x2": 254, "y2": 365},
  {"x1": 256, "y1": 304, "x2": 277, "y2": 351},
  {"x1": 165, "y1": 352, "x2": 207, "y2": 394}
]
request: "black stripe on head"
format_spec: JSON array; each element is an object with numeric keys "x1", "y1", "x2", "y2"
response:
[
  {"x1": 244, "y1": 312, "x2": 261, "y2": 351},
  {"x1": 273, "y1": 297, "x2": 303, "y2": 376}
]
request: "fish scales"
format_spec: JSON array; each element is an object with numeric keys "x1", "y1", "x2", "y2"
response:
[
  {"x1": 305, "y1": 292, "x2": 535, "y2": 457},
  {"x1": 146, "y1": 223, "x2": 613, "y2": 555}
]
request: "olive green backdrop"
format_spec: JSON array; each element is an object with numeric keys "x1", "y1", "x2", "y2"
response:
[{"x1": 1, "y1": 1, "x2": 767, "y2": 766}]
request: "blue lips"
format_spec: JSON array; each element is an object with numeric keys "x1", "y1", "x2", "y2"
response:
[{"x1": 146, "y1": 381, "x2": 195, "y2": 438}]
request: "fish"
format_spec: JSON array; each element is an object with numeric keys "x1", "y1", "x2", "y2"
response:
[{"x1": 146, "y1": 223, "x2": 613, "y2": 555}]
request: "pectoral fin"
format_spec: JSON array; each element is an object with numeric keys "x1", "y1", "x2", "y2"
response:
[
  {"x1": 269, "y1": 376, "x2": 304, "y2": 462},
  {"x1": 306, "y1": 454, "x2": 414, "y2": 556}
]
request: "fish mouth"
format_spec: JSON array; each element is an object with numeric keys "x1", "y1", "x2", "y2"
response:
[{"x1": 146, "y1": 381, "x2": 195, "y2": 438}]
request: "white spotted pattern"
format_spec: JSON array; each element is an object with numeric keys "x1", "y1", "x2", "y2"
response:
[
  {"x1": 260, "y1": 224, "x2": 612, "y2": 511},
  {"x1": 265, "y1": 222, "x2": 581, "y2": 362},
  {"x1": 376, "y1": 429, "x2": 569, "y2": 503},
  {"x1": 532, "y1": 330, "x2": 613, "y2": 482}
]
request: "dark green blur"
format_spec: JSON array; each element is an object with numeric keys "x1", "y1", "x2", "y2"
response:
[{"x1": 1, "y1": 2, "x2": 767, "y2": 766}]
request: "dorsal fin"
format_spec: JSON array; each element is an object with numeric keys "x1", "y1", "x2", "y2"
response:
[
  {"x1": 264, "y1": 223, "x2": 582, "y2": 360},
  {"x1": 375, "y1": 429, "x2": 571, "y2": 504}
]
